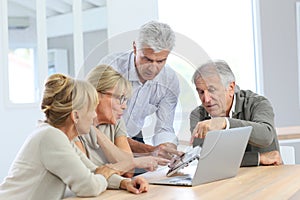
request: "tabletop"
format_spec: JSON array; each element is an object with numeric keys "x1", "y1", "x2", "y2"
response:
[{"x1": 64, "y1": 165, "x2": 300, "y2": 200}]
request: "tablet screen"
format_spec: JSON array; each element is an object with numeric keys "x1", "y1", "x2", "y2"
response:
[{"x1": 166, "y1": 146, "x2": 201, "y2": 177}]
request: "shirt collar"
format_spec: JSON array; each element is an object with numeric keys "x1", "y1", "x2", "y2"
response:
[
  {"x1": 229, "y1": 94, "x2": 236, "y2": 118},
  {"x1": 128, "y1": 52, "x2": 140, "y2": 82}
]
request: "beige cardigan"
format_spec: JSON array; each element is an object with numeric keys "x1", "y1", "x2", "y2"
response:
[{"x1": 0, "y1": 123, "x2": 108, "y2": 200}]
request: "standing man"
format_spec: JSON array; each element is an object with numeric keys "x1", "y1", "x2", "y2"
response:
[
  {"x1": 100, "y1": 21, "x2": 181, "y2": 159},
  {"x1": 190, "y1": 60, "x2": 282, "y2": 166}
]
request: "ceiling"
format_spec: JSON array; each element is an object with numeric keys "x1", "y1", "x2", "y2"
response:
[{"x1": 7, "y1": 0, "x2": 106, "y2": 18}]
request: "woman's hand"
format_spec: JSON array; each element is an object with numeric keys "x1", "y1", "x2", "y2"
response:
[
  {"x1": 94, "y1": 165, "x2": 121, "y2": 179},
  {"x1": 133, "y1": 156, "x2": 170, "y2": 171},
  {"x1": 120, "y1": 177, "x2": 149, "y2": 194}
]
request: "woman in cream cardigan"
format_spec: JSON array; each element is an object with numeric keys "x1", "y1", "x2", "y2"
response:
[{"x1": 0, "y1": 74, "x2": 148, "y2": 200}]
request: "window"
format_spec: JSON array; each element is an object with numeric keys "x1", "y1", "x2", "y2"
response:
[
  {"x1": 7, "y1": 0, "x2": 39, "y2": 105},
  {"x1": 8, "y1": 48, "x2": 37, "y2": 104},
  {"x1": 158, "y1": 0, "x2": 256, "y2": 91},
  {"x1": 158, "y1": 0, "x2": 256, "y2": 141}
]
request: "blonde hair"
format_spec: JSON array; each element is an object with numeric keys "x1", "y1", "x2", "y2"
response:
[
  {"x1": 41, "y1": 73, "x2": 98, "y2": 126},
  {"x1": 86, "y1": 65, "x2": 132, "y2": 97}
]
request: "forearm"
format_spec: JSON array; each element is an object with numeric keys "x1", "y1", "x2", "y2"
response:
[
  {"x1": 229, "y1": 99, "x2": 276, "y2": 147},
  {"x1": 152, "y1": 131, "x2": 178, "y2": 146},
  {"x1": 228, "y1": 118, "x2": 275, "y2": 147},
  {"x1": 127, "y1": 137, "x2": 154, "y2": 154},
  {"x1": 106, "y1": 161, "x2": 135, "y2": 177},
  {"x1": 94, "y1": 127, "x2": 133, "y2": 163},
  {"x1": 153, "y1": 86, "x2": 179, "y2": 146}
]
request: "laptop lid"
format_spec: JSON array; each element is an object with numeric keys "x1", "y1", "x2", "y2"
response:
[
  {"x1": 192, "y1": 126, "x2": 252, "y2": 186},
  {"x1": 147, "y1": 126, "x2": 252, "y2": 186}
]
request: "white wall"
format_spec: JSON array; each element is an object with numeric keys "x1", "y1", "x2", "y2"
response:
[
  {"x1": 106, "y1": 0, "x2": 158, "y2": 37},
  {"x1": 257, "y1": 0, "x2": 300, "y2": 164},
  {"x1": 258, "y1": 0, "x2": 300, "y2": 127},
  {"x1": 0, "y1": 14, "x2": 44, "y2": 181},
  {"x1": 47, "y1": 30, "x2": 108, "y2": 76}
]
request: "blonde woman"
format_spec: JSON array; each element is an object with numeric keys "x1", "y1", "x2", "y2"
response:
[
  {"x1": 0, "y1": 74, "x2": 148, "y2": 200},
  {"x1": 75, "y1": 65, "x2": 170, "y2": 177}
]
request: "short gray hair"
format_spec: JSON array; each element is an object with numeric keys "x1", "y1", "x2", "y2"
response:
[
  {"x1": 135, "y1": 21, "x2": 175, "y2": 52},
  {"x1": 192, "y1": 60, "x2": 236, "y2": 88}
]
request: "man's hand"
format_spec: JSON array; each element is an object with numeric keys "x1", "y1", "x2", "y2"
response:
[
  {"x1": 260, "y1": 150, "x2": 283, "y2": 165},
  {"x1": 190, "y1": 117, "x2": 227, "y2": 144},
  {"x1": 152, "y1": 142, "x2": 184, "y2": 160},
  {"x1": 120, "y1": 177, "x2": 149, "y2": 194}
]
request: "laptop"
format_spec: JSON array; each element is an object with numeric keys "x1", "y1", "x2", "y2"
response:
[{"x1": 141, "y1": 126, "x2": 252, "y2": 187}]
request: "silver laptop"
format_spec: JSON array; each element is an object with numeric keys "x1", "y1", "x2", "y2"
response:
[{"x1": 144, "y1": 126, "x2": 252, "y2": 187}]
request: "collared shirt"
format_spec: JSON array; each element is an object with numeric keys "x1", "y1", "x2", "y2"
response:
[
  {"x1": 224, "y1": 94, "x2": 237, "y2": 129},
  {"x1": 229, "y1": 94, "x2": 236, "y2": 118},
  {"x1": 100, "y1": 51, "x2": 180, "y2": 145}
]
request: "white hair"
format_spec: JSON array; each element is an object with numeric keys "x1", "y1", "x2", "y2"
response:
[{"x1": 135, "y1": 21, "x2": 176, "y2": 52}]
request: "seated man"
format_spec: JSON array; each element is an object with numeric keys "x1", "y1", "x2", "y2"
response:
[{"x1": 189, "y1": 60, "x2": 282, "y2": 166}]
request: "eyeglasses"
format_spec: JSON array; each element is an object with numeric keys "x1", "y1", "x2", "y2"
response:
[{"x1": 100, "y1": 92, "x2": 128, "y2": 105}]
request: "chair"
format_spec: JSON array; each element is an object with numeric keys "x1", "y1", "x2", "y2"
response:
[{"x1": 280, "y1": 145, "x2": 296, "y2": 165}]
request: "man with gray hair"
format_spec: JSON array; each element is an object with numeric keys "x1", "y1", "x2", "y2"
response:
[
  {"x1": 190, "y1": 60, "x2": 282, "y2": 166},
  {"x1": 100, "y1": 21, "x2": 182, "y2": 160}
]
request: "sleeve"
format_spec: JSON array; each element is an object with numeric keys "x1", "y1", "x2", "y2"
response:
[
  {"x1": 189, "y1": 107, "x2": 204, "y2": 147},
  {"x1": 240, "y1": 152, "x2": 259, "y2": 167},
  {"x1": 190, "y1": 107, "x2": 200, "y2": 133},
  {"x1": 152, "y1": 74, "x2": 180, "y2": 146},
  {"x1": 40, "y1": 132, "x2": 108, "y2": 197},
  {"x1": 107, "y1": 174, "x2": 130, "y2": 189},
  {"x1": 115, "y1": 119, "x2": 128, "y2": 137},
  {"x1": 99, "y1": 52, "x2": 129, "y2": 75},
  {"x1": 228, "y1": 97, "x2": 277, "y2": 148}
]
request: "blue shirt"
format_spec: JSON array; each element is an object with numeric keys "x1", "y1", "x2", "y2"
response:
[{"x1": 100, "y1": 51, "x2": 180, "y2": 145}]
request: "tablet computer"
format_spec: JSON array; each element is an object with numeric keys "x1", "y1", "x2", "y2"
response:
[{"x1": 167, "y1": 146, "x2": 201, "y2": 177}]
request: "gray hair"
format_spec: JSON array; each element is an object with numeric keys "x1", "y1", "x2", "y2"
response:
[
  {"x1": 135, "y1": 21, "x2": 175, "y2": 52},
  {"x1": 192, "y1": 60, "x2": 236, "y2": 88}
]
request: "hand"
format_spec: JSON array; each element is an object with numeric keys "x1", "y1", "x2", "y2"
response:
[
  {"x1": 152, "y1": 143, "x2": 184, "y2": 160},
  {"x1": 133, "y1": 156, "x2": 170, "y2": 170},
  {"x1": 94, "y1": 165, "x2": 121, "y2": 179},
  {"x1": 190, "y1": 117, "x2": 227, "y2": 144},
  {"x1": 260, "y1": 150, "x2": 283, "y2": 165},
  {"x1": 120, "y1": 177, "x2": 149, "y2": 194}
]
